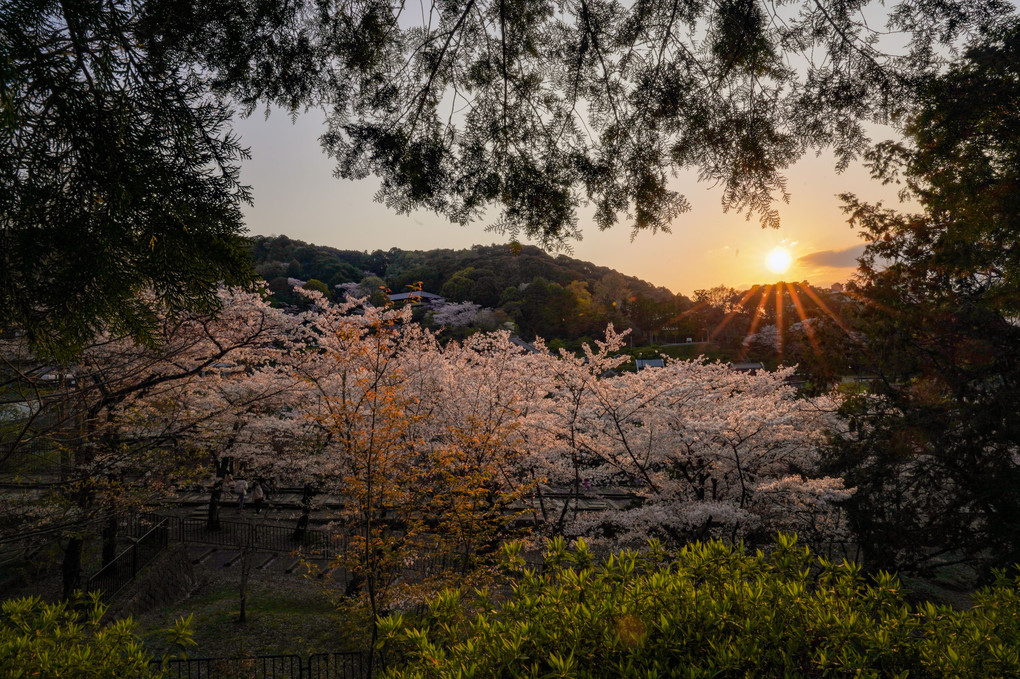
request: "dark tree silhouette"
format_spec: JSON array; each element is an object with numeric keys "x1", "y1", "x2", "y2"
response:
[
  {"x1": 830, "y1": 22, "x2": 1020, "y2": 579},
  {"x1": 145, "y1": 0, "x2": 1015, "y2": 246},
  {"x1": 2, "y1": 1, "x2": 255, "y2": 359}
]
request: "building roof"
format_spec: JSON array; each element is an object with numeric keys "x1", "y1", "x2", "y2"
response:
[
  {"x1": 388, "y1": 291, "x2": 445, "y2": 302},
  {"x1": 509, "y1": 336, "x2": 540, "y2": 354}
]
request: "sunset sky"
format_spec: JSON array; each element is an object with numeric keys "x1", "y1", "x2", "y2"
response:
[{"x1": 235, "y1": 109, "x2": 904, "y2": 297}]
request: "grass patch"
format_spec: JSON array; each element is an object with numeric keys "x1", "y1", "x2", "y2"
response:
[{"x1": 135, "y1": 570, "x2": 367, "y2": 659}]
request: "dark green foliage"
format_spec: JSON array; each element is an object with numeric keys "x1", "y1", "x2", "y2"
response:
[
  {"x1": 152, "y1": 0, "x2": 1014, "y2": 247},
  {"x1": 302, "y1": 279, "x2": 330, "y2": 297},
  {"x1": 514, "y1": 278, "x2": 579, "y2": 339},
  {"x1": 440, "y1": 269, "x2": 479, "y2": 303},
  {"x1": 1, "y1": 0, "x2": 255, "y2": 360},
  {"x1": 830, "y1": 24, "x2": 1020, "y2": 578},
  {"x1": 267, "y1": 276, "x2": 297, "y2": 306},
  {"x1": 0, "y1": 594, "x2": 192, "y2": 678},
  {"x1": 380, "y1": 536, "x2": 1020, "y2": 678},
  {"x1": 249, "y1": 235, "x2": 852, "y2": 355},
  {"x1": 249, "y1": 236, "x2": 688, "y2": 342}
]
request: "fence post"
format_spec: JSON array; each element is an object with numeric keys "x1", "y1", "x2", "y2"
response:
[{"x1": 131, "y1": 542, "x2": 137, "y2": 580}]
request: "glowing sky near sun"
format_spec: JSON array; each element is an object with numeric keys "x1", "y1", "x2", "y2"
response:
[
  {"x1": 234, "y1": 110, "x2": 903, "y2": 297},
  {"x1": 766, "y1": 248, "x2": 793, "y2": 274}
]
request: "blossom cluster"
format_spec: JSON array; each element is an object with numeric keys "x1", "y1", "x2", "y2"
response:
[{"x1": 5, "y1": 289, "x2": 852, "y2": 556}]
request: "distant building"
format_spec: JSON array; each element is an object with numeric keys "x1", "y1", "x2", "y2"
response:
[
  {"x1": 199, "y1": 361, "x2": 243, "y2": 378},
  {"x1": 509, "y1": 336, "x2": 540, "y2": 354},
  {"x1": 841, "y1": 374, "x2": 880, "y2": 384},
  {"x1": 39, "y1": 370, "x2": 75, "y2": 383},
  {"x1": 635, "y1": 358, "x2": 665, "y2": 370},
  {"x1": 388, "y1": 291, "x2": 445, "y2": 304},
  {"x1": 729, "y1": 362, "x2": 765, "y2": 374}
]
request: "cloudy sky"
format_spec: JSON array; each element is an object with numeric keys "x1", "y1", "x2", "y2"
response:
[{"x1": 234, "y1": 109, "x2": 904, "y2": 297}]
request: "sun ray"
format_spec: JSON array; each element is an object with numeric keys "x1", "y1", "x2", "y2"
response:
[
  {"x1": 663, "y1": 300, "x2": 710, "y2": 327},
  {"x1": 651, "y1": 301, "x2": 713, "y2": 343},
  {"x1": 841, "y1": 287, "x2": 899, "y2": 316},
  {"x1": 786, "y1": 283, "x2": 821, "y2": 355},
  {"x1": 709, "y1": 287, "x2": 758, "y2": 341},
  {"x1": 739, "y1": 285, "x2": 773, "y2": 359},
  {"x1": 795, "y1": 283, "x2": 853, "y2": 336},
  {"x1": 775, "y1": 283, "x2": 785, "y2": 360}
]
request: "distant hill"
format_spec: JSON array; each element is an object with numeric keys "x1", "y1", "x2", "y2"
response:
[
  {"x1": 249, "y1": 234, "x2": 856, "y2": 389},
  {"x1": 249, "y1": 235, "x2": 691, "y2": 344}
]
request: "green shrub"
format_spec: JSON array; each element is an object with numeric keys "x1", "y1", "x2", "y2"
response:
[
  {"x1": 1, "y1": 594, "x2": 191, "y2": 678},
  {"x1": 378, "y1": 535, "x2": 1020, "y2": 678}
]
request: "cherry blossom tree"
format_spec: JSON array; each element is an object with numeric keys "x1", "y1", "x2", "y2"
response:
[
  {"x1": 1, "y1": 289, "x2": 302, "y2": 597},
  {"x1": 4, "y1": 282, "x2": 852, "y2": 606},
  {"x1": 211, "y1": 298, "x2": 851, "y2": 594},
  {"x1": 742, "y1": 324, "x2": 781, "y2": 356},
  {"x1": 524, "y1": 329, "x2": 852, "y2": 550},
  {"x1": 401, "y1": 331, "x2": 548, "y2": 571},
  {"x1": 234, "y1": 295, "x2": 546, "y2": 644},
  {"x1": 429, "y1": 301, "x2": 482, "y2": 329}
]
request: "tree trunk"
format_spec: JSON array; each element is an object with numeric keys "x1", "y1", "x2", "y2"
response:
[
  {"x1": 367, "y1": 576, "x2": 378, "y2": 679},
  {"x1": 236, "y1": 523, "x2": 253, "y2": 624},
  {"x1": 102, "y1": 512, "x2": 118, "y2": 566},
  {"x1": 238, "y1": 583, "x2": 247, "y2": 624},
  {"x1": 62, "y1": 537, "x2": 83, "y2": 599},
  {"x1": 207, "y1": 482, "x2": 222, "y2": 531}
]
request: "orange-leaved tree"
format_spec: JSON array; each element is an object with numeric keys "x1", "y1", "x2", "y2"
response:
[{"x1": 273, "y1": 294, "x2": 543, "y2": 661}]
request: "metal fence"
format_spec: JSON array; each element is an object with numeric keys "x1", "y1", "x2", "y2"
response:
[
  {"x1": 160, "y1": 654, "x2": 303, "y2": 679},
  {"x1": 122, "y1": 512, "x2": 346, "y2": 557},
  {"x1": 172, "y1": 516, "x2": 345, "y2": 557},
  {"x1": 306, "y1": 653, "x2": 369, "y2": 679},
  {"x1": 80, "y1": 512, "x2": 347, "y2": 602},
  {"x1": 159, "y1": 652, "x2": 369, "y2": 679},
  {"x1": 86, "y1": 516, "x2": 169, "y2": 600},
  {"x1": 0, "y1": 444, "x2": 67, "y2": 475}
]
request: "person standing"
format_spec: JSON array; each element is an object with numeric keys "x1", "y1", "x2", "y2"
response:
[
  {"x1": 207, "y1": 477, "x2": 223, "y2": 530},
  {"x1": 252, "y1": 481, "x2": 265, "y2": 515},
  {"x1": 235, "y1": 477, "x2": 248, "y2": 510},
  {"x1": 293, "y1": 482, "x2": 314, "y2": 540},
  {"x1": 223, "y1": 472, "x2": 234, "y2": 499}
]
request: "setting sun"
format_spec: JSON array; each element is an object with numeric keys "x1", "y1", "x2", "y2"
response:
[{"x1": 766, "y1": 247, "x2": 793, "y2": 274}]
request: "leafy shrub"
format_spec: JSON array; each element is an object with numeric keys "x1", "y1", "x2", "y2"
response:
[
  {"x1": 379, "y1": 535, "x2": 1020, "y2": 678},
  {"x1": 1, "y1": 594, "x2": 191, "y2": 678}
]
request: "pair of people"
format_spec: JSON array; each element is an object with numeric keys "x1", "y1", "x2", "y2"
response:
[{"x1": 233, "y1": 477, "x2": 266, "y2": 514}]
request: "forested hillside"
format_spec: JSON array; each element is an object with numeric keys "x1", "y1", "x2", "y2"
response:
[
  {"x1": 250, "y1": 235, "x2": 691, "y2": 345},
  {"x1": 249, "y1": 236, "x2": 855, "y2": 386}
]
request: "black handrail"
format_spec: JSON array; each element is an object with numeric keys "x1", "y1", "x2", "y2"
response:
[
  {"x1": 83, "y1": 512, "x2": 348, "y2": 602},
  {"x1": 169, "y1": 515, "x2": 346, "y2": 556},
  {"x1": 86, "y1": 517, "x2": 169, "y2": 600},
  {"x1": 158, "y1": 651, "x2": 369, "y2": 679}
]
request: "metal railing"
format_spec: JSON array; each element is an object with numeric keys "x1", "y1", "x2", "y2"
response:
[
  {"x1": 122, "y1": 512, "x2": 346, "y2": 557},
  {"x1": 171, "y1": 516, "x2": 346, "y2": 557},
  {"x1": 160, "y1": 654, "x2": 303, "y2": 679},
  {"x1": 86, "y1": 516, "x2": 169, "y2": 600},
  {"x1": 306, "y1": 653, "x2": 370, "y2": 679},
  {"x1": 82, "y1": 512, "x2": 347, "y2": 602},
  {"x1": 159, "y1": 652, "x2": 369, "y2": 679}
]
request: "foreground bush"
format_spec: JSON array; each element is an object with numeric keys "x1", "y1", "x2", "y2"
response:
[
  {"x1": 379, "y1": 535, "x2": 1020, "y2": 678},
  {"x1": 0, "y1": 594, "x2": 190, "y2": 679}
]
